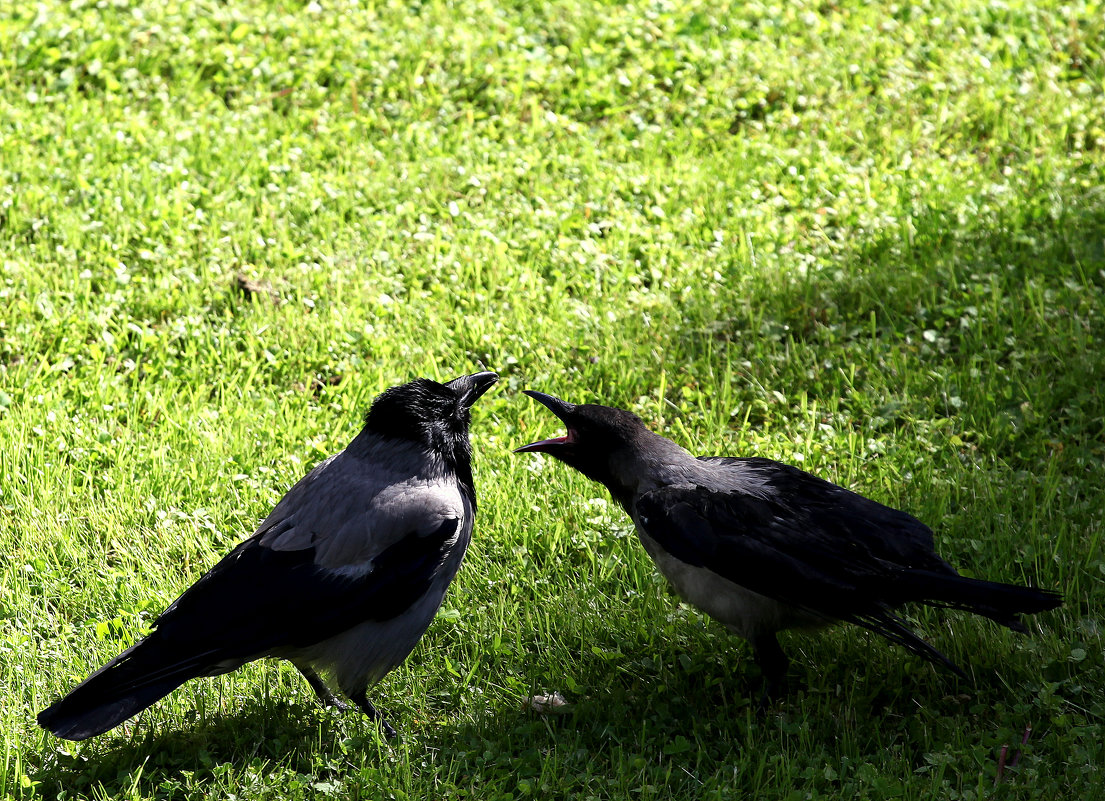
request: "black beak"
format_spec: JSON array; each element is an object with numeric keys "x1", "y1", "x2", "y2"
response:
[
  {"x1": 448, "y1": 371, "x2": 499, "y2": 408},
  {"x1": 514, "y1": 390, "x2": 577, "y2": 453},
  {"x1": 521, "y1": 390, "x2": 575, "y2": 419}
]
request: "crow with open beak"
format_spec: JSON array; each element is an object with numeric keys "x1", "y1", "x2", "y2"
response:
[
  {"x1": 38, "y1": 371, "x2": 498, "y2": 740},
  {"x1": 516, "y1": 390, "x2": 1061, "y2": 700}
]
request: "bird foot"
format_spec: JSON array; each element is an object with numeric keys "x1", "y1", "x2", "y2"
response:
[
  {"x1": 755, "y1": 680, "x2": 786, "y2": 716},
  {"x1": 299, "y1": 666, "x2": 355, "y2": 712},
  {"x1": 375, "y1": 716, "x2": 399, "y2": 740},
  {"x1": 323, "y1": 696, "x2": 354, "y2": 713},
  {"x1": 320, "y1": 693, "x2": 397, "y2": 738},
  {"x1": 348, "y1": 688, "x2": 399, "y2": 740}
]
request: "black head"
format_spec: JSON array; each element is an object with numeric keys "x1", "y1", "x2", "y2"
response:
[
  {"x1": 514, "y1": 390, "x2": 657, "y2": 498},
  {"x1": 365, "y1": 372, "x2": 498, "y2": 463}
]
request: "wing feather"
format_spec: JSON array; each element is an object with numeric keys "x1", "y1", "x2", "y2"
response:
[{"x1": 635, "y1": 484, "x2": 970, "y2": 674}]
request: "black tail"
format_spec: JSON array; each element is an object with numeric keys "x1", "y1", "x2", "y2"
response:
[
  {"x1": 37, "y1": 633, "x2": 209, "y2": 741},
  {"x1": 905, "y1": 571, "x2": 1062, "y2": 632},
  {"x1": 849, "y1": 573, "x2": 1061, "y2": 680}
]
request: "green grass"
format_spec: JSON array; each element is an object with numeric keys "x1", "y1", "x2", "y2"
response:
[{"x1": 2, "y1": 0, "x2": 1103, "y2": 797}]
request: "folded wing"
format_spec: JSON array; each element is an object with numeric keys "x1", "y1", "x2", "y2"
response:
[{"x1": 634, "y1": 479, "x2": 970, "y2": 676}]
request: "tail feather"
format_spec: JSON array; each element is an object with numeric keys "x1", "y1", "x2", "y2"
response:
[
  {"x1": 846, "y1": 574, "x2": 1061, "y2": 681},
  {"x1": 894, "y1": 571, "x2": 1062, "y2": 630},
  {"x1": 36, "y1": 634, "x2": 208, "y2": 741},
  {"x1": 850, "y1": 610, "x2": 969, "y2": 680}
]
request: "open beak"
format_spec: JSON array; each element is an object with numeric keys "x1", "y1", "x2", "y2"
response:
[
  {"x1": 448, "y1": 371, "x2": 499, "y2": 408},
  {"x1": 514, "y1": 390, "x2": 576, "y2": 453}
]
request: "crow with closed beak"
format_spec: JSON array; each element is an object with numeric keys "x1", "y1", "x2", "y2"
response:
[
  {"x1": 516, "y1": 391, "x2": 1061, "y2": 699},
  {"x1": 38, "y1": 371, "x2": 498, "y2": 741}
]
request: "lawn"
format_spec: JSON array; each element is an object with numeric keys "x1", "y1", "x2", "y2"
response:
[{"x1": 2, "y1": 0, "x2": 1103, "y2": 797}]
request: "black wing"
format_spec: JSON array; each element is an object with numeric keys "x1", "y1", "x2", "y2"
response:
[
  {"x1": 152, "y1": 515, "x2": 462, "y2": 668},
  {"x1": 695, "y1": 457, "x2": 948, "y2": 568},
  {"x1": 635, "y1": 471, "x2": 969, "y2": 676}
]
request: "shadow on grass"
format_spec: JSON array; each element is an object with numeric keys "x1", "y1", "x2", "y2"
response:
[
  {"x1": 30, "y1": 700, "x2": 376, "y2": 798},
  {"x1": 416, "y1": 630, "x2": 1013, "y2": 797},
  {"x1": 26, "y1": 618, "x2": 1058, "y2": 799},
  {"x1": 672, "y1": 182, "x2": 1105, "y2": 469}
]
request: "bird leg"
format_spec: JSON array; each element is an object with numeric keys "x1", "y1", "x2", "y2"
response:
[
  {"x1": 297, "y1": 666, "x2": 353, "y2": 712},
  {"x1": 346, "y1": 687, "x2": 399, "y2": 739},
  {"x1": 752, "y1": 633, "x2": 789, "y2": 710},
  {"x1": 298, "y1": 666, "x2": 398, "y2": 739},
  {"x1": 293, "y1": 662, "x2": 397, "y2": 738}
]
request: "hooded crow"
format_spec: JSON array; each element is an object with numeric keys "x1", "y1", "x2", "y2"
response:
[
  {"x1": 516, "y1": 391, "x2": 1061, "y2": 698},
  {"x1": 37, "y1": 371, "x2": 498, "y2": 741}
]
